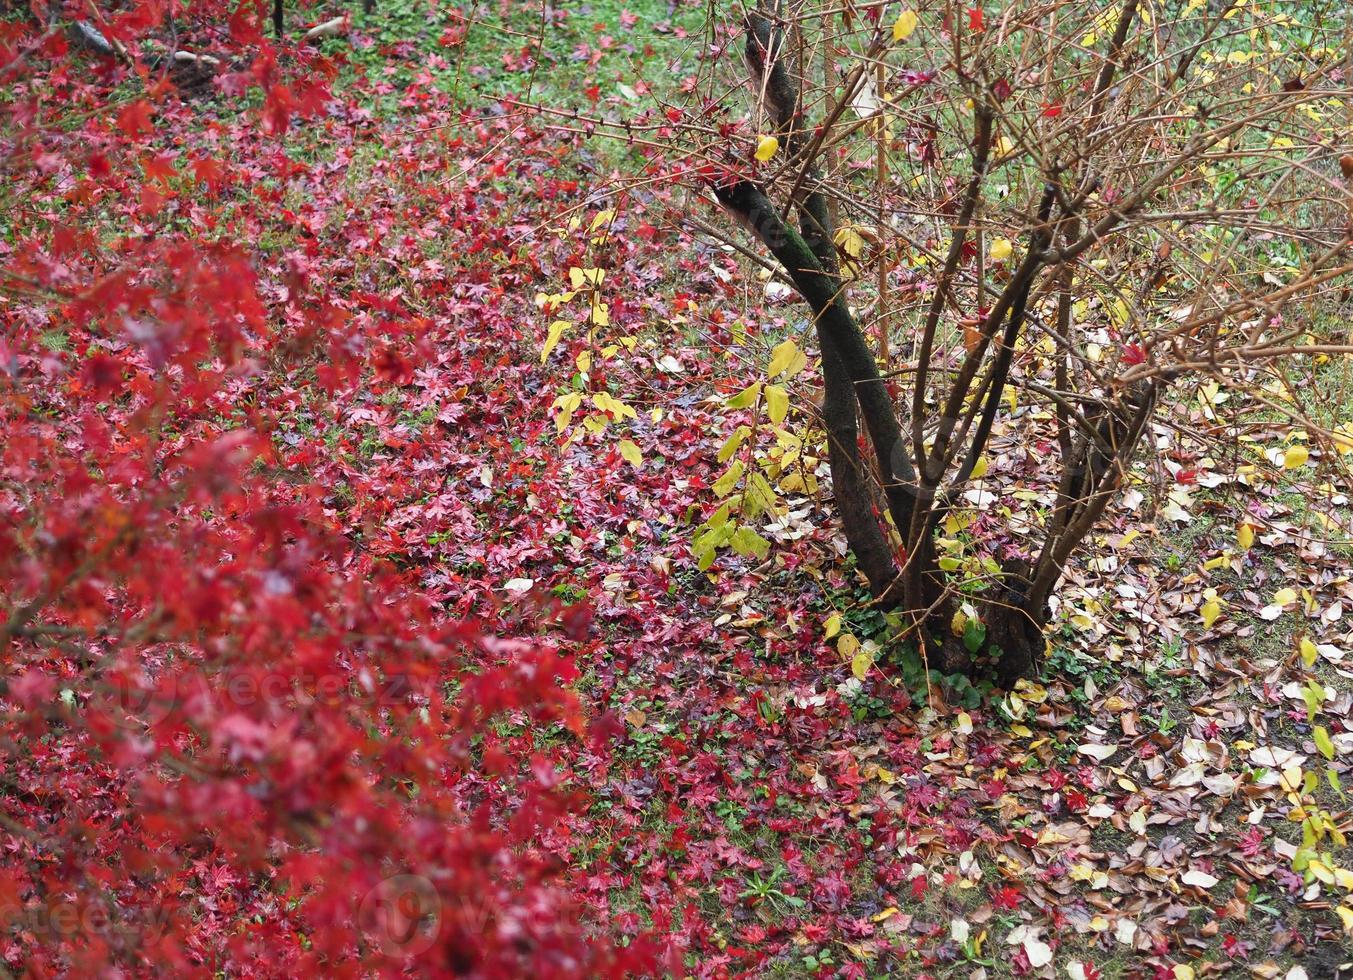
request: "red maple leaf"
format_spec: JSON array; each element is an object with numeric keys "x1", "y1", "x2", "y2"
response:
[{"x1": 116, "y1": 99, "x2": 154, "y2": 137}]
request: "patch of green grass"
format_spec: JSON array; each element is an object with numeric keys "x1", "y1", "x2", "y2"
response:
[{"x1": 325, "y1": 0, "x2": 705, "y2": 129}]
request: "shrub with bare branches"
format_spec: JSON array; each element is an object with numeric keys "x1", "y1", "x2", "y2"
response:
[{"x1": 614, "y1": 0, "x2": 1353, "y2": 683}]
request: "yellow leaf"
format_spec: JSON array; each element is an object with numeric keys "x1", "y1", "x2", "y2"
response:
[
  {"x1": 552, "y1": 392, "x2": 582, "y2": 432},
  {"x1": 618, "y1": 439, "x2": 642, "y2": 467},
  {"x1": 1337, "y1": 905, "x2": 1353, "y2": 933},
  {"x1": 768, "y1": 338, "x2": 805, "y2": 380},
  {"x1": 838, "y1": 633, "x2": 860, "y2": 659},
  {"x1": 1282, "y1": 766, "x2": 1308, "y2": 797},
  {"x1": 824, "y1": 613, "x2": 842, "y2": 640},
  {"x1": 1174, "y1": 967, "x2": 1195, "y2": 980},
  {"x1": 569, "y1": 267, "x2": 604, "y2": 289},
  {"x1": 1200, "y1": 599, "x2": 1222, "y2": 629},
  {"x1": 726, "y1": 382, "x2": 762, "y2": 409},
  {"x1": 540, "y1": 319, "x2": 570, "y2": 363},
  {"x1": 1273, "y1": 587, "x2": 1298, "y2": 607},
  {"x1": 1315, "y1": 726, "x2": 1336, "y2": 760},
  {"x1": 892, "y1": 9, "x2": 918, "y2": 40},
  {"x1": 834, "y1": 225, "x2": 866, "y2": 259},
  {"x1": 730, "y1": 526, "x2": 769, "y2": 559},
  {"x1": 989, "y1": 237, "x2": 1013, "y2": 262},
  {"x1": 1283, "y1": 444, "x2": 1310, "y2": 469},
  {"x1": 592, "y1": 391, "x2": 636, "y2": 420},
  {"x1": 717, "y1": 426, "x2": 750, "y2": 463},
  {"x1": 765, "y1": 384, "x2": 789, "y2": 424},
  {"x1": 851, "y1": 650, "x2": 872, "y2": 680},
  {"x1": 713, "y1": 461, "x2": 744, "y2": 497},
  {"x1": 956, "y1": 711, "x2": 973, "y2": 735},
  {"x1": 754, "y1": 135, "x2": 780, "y2": 162},
  {"x1": 1107, "y1": 296, "x2": 1130, "y2": 327},
  {"x1": 1332, "y1": 426, "x2": 1353, "y2": 454},
  {"x1": 971, "y1": 456, "x2": 989, "y2": 479},
  {"x1": 1129, "y1": 807, "x2": 1148, "y2": 835},
  {"x1": 1237, "y1": 523, "x2": 1255, "y2": 550},
  {"x1": 1301, "y1": 637, "x2": 1319, "y2": 667}
]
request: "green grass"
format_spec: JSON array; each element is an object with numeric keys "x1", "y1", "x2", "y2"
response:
[{"x1": 317, "y1": 0, "x2": 705, "y2": 121}]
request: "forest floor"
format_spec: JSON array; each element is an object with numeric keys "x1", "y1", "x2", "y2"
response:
[
  {"x1": 272, "y1": 1, "x2": 1353, "y2": 976},
  {"x1": 13, "y1": 0, "x2": 1353, "y2": 976}
]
